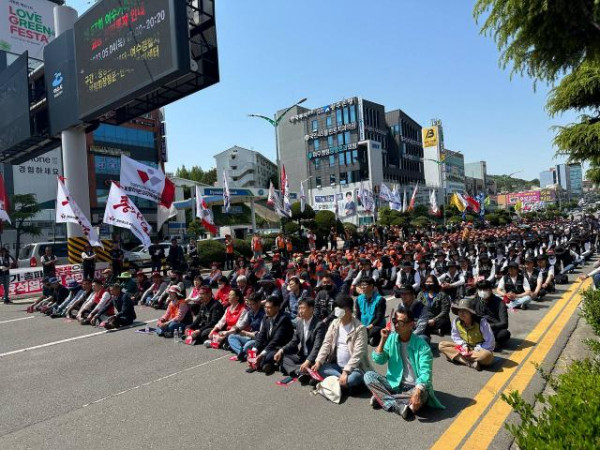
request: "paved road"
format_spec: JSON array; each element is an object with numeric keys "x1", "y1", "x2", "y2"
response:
[{"x1": 0, "y1": 264, "x2": 593, "y2": 450}]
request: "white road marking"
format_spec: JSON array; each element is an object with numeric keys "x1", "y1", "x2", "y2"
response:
[
  {"x1": 82, "y1": 354, "x2": 230, "y2": 408},
  {"x1": 0, "y1": 318, "x2": 159, "y2": 359},
  {"x1": 0, "y1": 317, "x2": 34, "y2": 325}
]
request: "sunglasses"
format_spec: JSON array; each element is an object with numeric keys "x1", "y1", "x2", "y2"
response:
[{"x1": 392, "y1": 318, "x2": 410, "y2": 326}]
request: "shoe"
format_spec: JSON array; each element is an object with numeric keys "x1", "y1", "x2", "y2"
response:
[
  {"x1": 298, "y1": 374, "x2": 310, "y2": 385},
  {"x1": 471, "y1": 361, "x2": 482, "y2": 371},
  {"x1": 237, "y1": 354, "x2": 247, "y2": 363},
  {"x1": 522, "y1": 303, "x2": 528, "y2": 310},
  {"x1": 3, "y1": 300, "x2": 12, "y2": 304},
  {"x1": 436, "y1": 328, "x2": 444, "y2": 337},
  {"x1": 370, "y1": 396, "x2": 382, "y2": 410},
  {"x1": 262, "y1": 363, "x2": 275, "y2": 376},
  {"x1": 203, "y1": 340, "x2": 211, "y2": 348},
  {"x1": 399, "y1": 403, "x2": 413, "y2": 420},
  {"x1": 245, "y1": 367, "x2": 257, "y2": 374}
]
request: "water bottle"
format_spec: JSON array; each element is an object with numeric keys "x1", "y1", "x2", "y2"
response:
[{"x1": 173, "y1": 327, "x2": 180, "y2": 343}]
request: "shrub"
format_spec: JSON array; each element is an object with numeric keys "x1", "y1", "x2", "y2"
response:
[
  {"x1": 196, "y1": 240, "x2": 226, "y2": 267},
  {"x1": 503, "y1": 357, "x2": 600, "y2": 449},
  {"x1": 581, "y1": 287, "x2": 600, "y2": 336},
  {"x1": 284, "y1": 221, "x2": 300, "y2": 235},
  {"x1": 233, "y1": 238, "x2": 252, "y2": 258}
]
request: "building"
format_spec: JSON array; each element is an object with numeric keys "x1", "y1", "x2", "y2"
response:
[
  {"x1": 277, "y1": 96, "x2": 426, "y2": 225},
  {"x1": 464, "y1": 176, "x2": 485, "y2": 197},
  {"x1": 541, "y1": 163, "x2": 583, "y2": 199},
  {"x1": 422, "y1": 122, "x2": 465, "y2": 197},
  {"x1": 215, "y1": 146, "x2": 277, "y2": 189},
  {"x1": 464, "y1": 161, "x2": 487, "y2": 181}
]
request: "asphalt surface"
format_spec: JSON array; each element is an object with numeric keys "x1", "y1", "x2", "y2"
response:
[{"x1": 0, "y1": 264, "x2": 593, "y2": 450}]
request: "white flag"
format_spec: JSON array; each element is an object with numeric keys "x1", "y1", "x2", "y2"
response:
[
  {"x1": 196, "y1": 186, "x2": 218, "y2": 234},
  {"x1": 300, "y1": 181, "x2": 306, "y2": 213},
  {"x1": 390, "y1": 185, "x2": 402, "y2": 211},
  {"x1": 56, "y1": 177, "x2": 102, "y2": 248},
  {"x1": 103, "y1": 182, "x2": 152, "y2": 249},
  {"x1": 402, "y1": 189, "x2": 408, "y2": 213},
  {"x1": 119, "y1": 155, "x2": 166, "y2": 203},
  {"x1": 430, "y1": 190, "x2": 440, "y2": 216},
  {"x1": 379, "y1": 183, "x2": 393, "y2": 202},
  {"x1": 222, "y1": 170, "x2": 231, "y2": 213},
  {"x1": 282, "y1": 165, "x2": 291, "y2": 217}
]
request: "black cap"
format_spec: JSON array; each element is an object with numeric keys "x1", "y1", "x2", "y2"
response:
[{"x1": 508, "y1": 261, "x2": 519, "y2": 269}]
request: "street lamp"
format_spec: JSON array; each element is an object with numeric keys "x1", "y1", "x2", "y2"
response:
[{"x1": 248, "y1": 97, "x2": 308, "y2": 181}]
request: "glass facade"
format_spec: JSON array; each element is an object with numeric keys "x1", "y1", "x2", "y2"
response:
[{"x1": 93, "y1": 124, "x2": 155, "y2": 148}]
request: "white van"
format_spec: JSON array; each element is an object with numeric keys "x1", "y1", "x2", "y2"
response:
[{"x1": 18, "y1": 241, "x2": 69, "y2": 268}]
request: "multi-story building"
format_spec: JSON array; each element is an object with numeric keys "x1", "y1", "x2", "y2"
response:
[
  {"x1": 464, "y1": 176, "x2": 485, "y2": 197},
  {"x1": 422, "y1": 122, "x2": 465, "y2": 197},
  {"x1": 443, "y1": 149, "x2": 466, "y2": 194},
  {"x1": 215, "y1": 146, "x2": 277, "y2": 189},
  {"x1": 568, "y1": 162, "x2": 583, "y2": 197},
  {"x1": 278, "y1": 96, "x2": 425, "y2": 224},
  {"x1": 539, "y1": 168, "x2": 556, "y2": 188},
  {"x1": 542, "y1": 163, "x2": 583, "y2": 199}
]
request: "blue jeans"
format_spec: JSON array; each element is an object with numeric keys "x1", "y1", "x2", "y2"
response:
[
  {"x1": 227, "y1": 335, "x2": 255, "y2": 357},
  {"x1": 508, "y1": 295, "x2": 532, "y2": 309},
  {"x1": 156, "y1": 321, "x2": 185, "y2": 336},
  {"x1": 1, "y1": 273, "x2": 9, "y2": 302},
  {"x1": 593, "y1": 273, "x2": 600, "y2": 289},
  {"x1": 318, "y1": 363, "x2": 365, "y2": 392}
]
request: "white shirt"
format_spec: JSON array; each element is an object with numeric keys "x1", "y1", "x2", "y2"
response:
[
  {"x1": 302, "y1": 316, "x2": 313, "y2": 355},
  {"x1": 336, "y1": 322, "x2": 353, "y2": 368},
  {"x1": 400, "y1": 341, "x2": 416, "y2": 387}
]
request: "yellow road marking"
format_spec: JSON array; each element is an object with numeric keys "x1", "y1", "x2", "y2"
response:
[
  {"x1": 462, "y1": 278, "x2": 590, "y2": 449},
  {"x1": 430, "y1": 279, "x2": 588, "y2": 450}
]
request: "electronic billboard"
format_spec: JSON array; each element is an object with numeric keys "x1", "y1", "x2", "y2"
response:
[
  {"x1": 74, "y1": 0, "x2": 190, "y2": 121},
  {"x1": 0, "y1": 52, "x2": 31, "y2": 155}
]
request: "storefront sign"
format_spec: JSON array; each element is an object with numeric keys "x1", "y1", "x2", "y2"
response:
[
  {"x1": 308, "y1": 142, "x2": 358, "y2": 160},
  {"x1": 289, "y1": 97, "x2": 357, "y2": 123}
]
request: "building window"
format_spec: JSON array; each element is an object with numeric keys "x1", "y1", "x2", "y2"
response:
[
  {"x1": 336, "y1": 109, "x2": 343, "y2": 125},
  {"x1": 350, "y1": 105, "x2": 356, "y2": 123},
  {"x1": 312, "y1": 120, "x2": 318, "y2": 132},
  {"x1": 328, "y1": 135, "x2": 334, "y2": 147},
  {"x1": 339, "y1": 152, "x2": 345, "y2": 166},
  {"x1": 352, "y1": 149, "x2": 358, "y2": 163},
  {"x1": 340, "y1": 172, "x2": 348, "y2": 185},
  {"x1": 326, "y1": 116, "x2": 332, "y2": 128},
  {"x1": 314, "y1": 158, "x2": 320, "y2": 169},
  {"x1": 315, "y1": 176, "x2": 322, "y2": 187},
  {"x1": 344, "y1": 131, "x2": 351, "y2": 145},
  {"x1": 330, "y1": 174, "x2": 337, "y2": 185},
  {"x1": 329, "y1": 155, "x2": 335, "y2": 167},
  {"x1": 343, "y1": 106, "x2": 349, "y2": 124},
  {"x1": 314, "y1": 139, "x2": 320, "y2": 150}
]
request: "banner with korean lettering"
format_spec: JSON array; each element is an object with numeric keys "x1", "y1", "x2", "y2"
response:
[
  {"x1": 119, "y1": 155, "x2": 166, "y2": 203},
  {"x1": 0, "y1": 262, "x2": 108, "y2": 298},
  {"x1": 103, "y1": 182, "x2": 152, "y2": 249}
]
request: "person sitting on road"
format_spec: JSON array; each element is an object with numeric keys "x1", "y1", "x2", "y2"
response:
[
  {"x1": 227, "y1": 293, "x2": 265, "y2": 361},
  {"x1": 281, "y1": 276, "x2": 311, "y2": 324},
  {"x1": 365, "y1": 307, "x2": 445, "y2": 419},
  {"x1": 185, "y1": 286, "x2": 224, "y2": 345},
  {"x1": 132, "y1": 271, "x2": 151, "y2": 305},
  {"x1": 522, "y1": 257, "x2": 542, "y2": 301},
  {"x1": 496, "y1": 261, "x2": 533, "y2": 310},
  {"x1": 247, "y1": 295, "x2": 294, "y2": 375},
  {"x1": 205, "y1": 288, "x2": 248, "y2": 349},
  {"x1": 535, "y1": 254, "x2": 555, "y2": 299},
  {"x1": 275, "y1": 297, "x2": 327, "y2": 383},
  {"x1": 205, "y1": 262, "x2": 222, "y2": 287},
  {"x1": 438, "y1": 262, "x2": 466, "y2": 301},
  {"x1": 152, "y1": 270, "x2": 184, "y2": 309},
  {"x1": 102, "y1": 268, "x2": 118, "y2": 287},
  {"x1": 39, "y1": 277, "x2": 69, "y2": 314},
  {"x1": 416, "y1": 275, "x2": 451, "y2": 339},
  {"x1": 235, "y1": 275, "x2": 254, "y2": 299},
  {"x1": 185, "y1": 275, "x2": 203, "y2": 314},
  {"x1": 394, "y1": 261, "x2": 421, "y2": 297},
  {"x1": 473, "y1": 280, "x2": 510, "y2": 347},
  {"x1": 78, "y1": 279, "x2": 111, "y2": 325},
  {"x1": 118, "y1": 271, "x2": 138, "y2": 302},
  {"x1": 140, "y1": 272, "x2": 168, "y2": 307},
  {"x1": 27, "y1": 277, "x2": 53, "y2": 313},
  {"x1": 314, "y1": 273, "x2": 339, "y2": 325},
  {"x1": 312, "y1": 294, "x2": 371, "y2": 396},
  {"x1": 355, "y1": 277, "x2": 386, "y2": 347},
  {"x1": 156, "y1": 286, "x2": 193, "y2": 337},
  {"x1": 48, "y1": 280, "x2": 82, "y2": 317},
  {"x1": 59, "y1": 279, "x2": 94, "y2": 319},
  {"x1": 104, "y1": 284, "x2": 137, "y2": 330},
  {"x1": 214, "y1": 276, "x2": 232, "y2": 307},
  {"x1": 439, "y1": 298, "x2": 496, "y2": 371},
  {"x1": 350, "y1": 258, "x2": 380, "y2": 295}
]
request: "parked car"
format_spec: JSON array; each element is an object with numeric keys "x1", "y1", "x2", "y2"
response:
[
  {"x1": 18, "y1": 241, "x2": 69, "y2": 268},
  {"x1": 124, "y1": 243, "x2": 170, "y2": 268}
]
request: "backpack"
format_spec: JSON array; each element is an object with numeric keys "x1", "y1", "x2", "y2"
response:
[
  {"x1": 312, "y1": 376, "x2": 342, "y2": 404},
  {"x1": 555, "y1": 273, "x2": 569, "y2": 285}
]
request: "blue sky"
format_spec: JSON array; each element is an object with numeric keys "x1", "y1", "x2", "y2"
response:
[{"x1": 67, "y1": 0, "x2": 576, "y2": 180}]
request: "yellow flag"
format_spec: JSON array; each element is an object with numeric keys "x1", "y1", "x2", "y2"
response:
[
  {"x1": 450, "y1": 193, "x2": 466, "y2": 212},
  {"x1": 515, "y1": 200, "x2": 523, "y2": 212}
]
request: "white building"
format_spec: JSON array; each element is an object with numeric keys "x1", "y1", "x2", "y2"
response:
[{"x1": 215, "y1": 146, "x2": 277, "y2": 189}]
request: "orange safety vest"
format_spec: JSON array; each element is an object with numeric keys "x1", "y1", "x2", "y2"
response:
[{"x1": 226, "y1": 241, "x2": 234, "y2": 254}]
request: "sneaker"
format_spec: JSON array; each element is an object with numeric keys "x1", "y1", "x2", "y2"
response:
[
  {"x1": 245, "y1": 367, "x2": 257, "y2": 374},
  {"x1": 203, "y1": 340, "x2": 211, "y2": 348},
  {"x1": 262, "y1": 363, "x2": 275, "y2": 376},
  {"x1": 399, "y1": 403, "x2": 413, "y2": 420},
  {"x1": 471, "y1": 361, "x2": 482, "y2": 371},
  {"x1": 298, "y1": 374, "x2": 311, "y2": 385},
  {"x1": 370, "y1": 396, "x2": 382, "y2": 410}
]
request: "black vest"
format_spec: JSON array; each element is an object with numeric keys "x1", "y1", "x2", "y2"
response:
[
  {"x1": 524, "y1": 269, "x2": 539, "y2": 290},
  {"x1": 503, "y1": 274, "x2": 525, "y2": 294}
]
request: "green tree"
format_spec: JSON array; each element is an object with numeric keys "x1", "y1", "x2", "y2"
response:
[
  {"x1": 474, "y1": 0, "x2": 600, "y2": 172},
  {"x1": 186, "y1": 219, "x2": 205, "y2": 239},
  {"x1": 175, "y1": 165, "x2": 217, "y2": 186},
  {"x1": 9, "y1": 194, "x2": 42, "y2": 257}
]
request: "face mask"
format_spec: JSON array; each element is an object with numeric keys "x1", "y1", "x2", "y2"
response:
[
  {"x1": 478, "y1": 290, "x2": 492, "y2": 299},
  {"x1": 334, "y1": 307, "x2": 345, "y2": 319},
  {"x1": 324, "y1": 284, "x2": 333, "y2": 291},
  {"x1": 170, "y1": 277, "x2": 177, "y2": 281},
  {"x1": 425, "y1": 284, "x2": 435, "y2": 290}
]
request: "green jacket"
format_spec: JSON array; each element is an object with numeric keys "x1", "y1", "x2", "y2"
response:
[{"x1": 372, "y1": 333, "x2": 445, "y2": 409}]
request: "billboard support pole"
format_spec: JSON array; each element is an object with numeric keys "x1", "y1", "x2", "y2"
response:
[{"x1": 55, "y1": 6, "x2": 90, "y2": 241}]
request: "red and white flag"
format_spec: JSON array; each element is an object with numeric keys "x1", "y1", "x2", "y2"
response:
[
  {"x1": 267, "y1": 181, "x2": 286, "y2": 218},
  {"x1": 56, "y1": 177, "x2": 102, "y2": 247},
  {"x1": 157, "y1": 177, "x2": 177, "y2": 230},
  {"x1": 300, "y1": 180, "x2": 306, "y2": 213},
  {"x1": 119, "y1": 155, "x2": 166, "y2": 203},
  {"x1": 0, "y1": 174, "x2": 10, "y2": 224},
  {"x1": 103, "y1": 182, "x2": 152, "y2": 249},
  {"x1": 464, "y1": 194, "x2": 480, "y2": 213},
  {"x1": 408, "y1": 182, "x2": 419, "y2": 212},
  {"x1": 281, "y1": 165, "x2": 291, "y2": 217},
  {"x1": 195, "y1": 186, "x2": 217, "y2": 235},
  {"x1": 430, "y1": 190, "x2": 440, "y2": 216}
]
